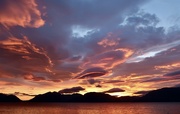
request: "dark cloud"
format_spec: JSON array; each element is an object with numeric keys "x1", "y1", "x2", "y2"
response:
[
  {"x1": 103, "y1": 88, "x2": 125, "y2": 93},
  {"x1": 143, "y1": 76, "x2": 180, "y2": 83},
  {"x1": 118, "y1": 12, "x2": 165, "y2": 49},
  {"x1": 174, "y1": 84, "x2": 180, "y2": 87},
  {"x1": 59, "y1": 86, "x2": 85, "y2": 94},
  {"x1": 74, "y1": 67, "x2": 107, "y2": 79},
  {"x1": 44, "y1": 0, "x2": 146, "y2": 27},
  {"x1": 87, "y1": 79, "x2": 101, "y2": 85},
  {"x1": 126, "y1": 12, "x2": 159, "y2": 26},
  {"x1": 96, "y1": 84, "x2": 102, "y2": 88},
  {"x1": 143, "y1": 77, "x2": 165, "y2": 83},
  {"x1": 14, "y1": 92, "x2": 36, "y2": 97},
  {"x1": 104, "y1": 80, "x2": 124, "y2": 84},
  {"x1": 78, "y1": 72, "x2": 106, "y2": 79},
  {"x1": 134, "y1": 91, "x2": 149, "y2": 95},
  {"x1": 164, "y1": 70, "x2": 180, "y2": 76}
]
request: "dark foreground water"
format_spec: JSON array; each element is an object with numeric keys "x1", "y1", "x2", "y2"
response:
[{"x1": 0, "y1": 102, "x2": 180, "y2": 114}]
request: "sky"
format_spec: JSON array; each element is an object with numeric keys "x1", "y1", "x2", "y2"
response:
[{"x1": 0, "y1": 0, "x2": 180, "y2": 100}]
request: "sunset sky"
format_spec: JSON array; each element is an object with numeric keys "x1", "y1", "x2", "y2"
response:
[{"x1": 0, "y1": 0, "x2": 180, "y2": 100}]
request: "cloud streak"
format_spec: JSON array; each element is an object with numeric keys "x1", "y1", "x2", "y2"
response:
[
  {"x1": 74, "y1": 67, "x2": 107, "y2": 79},
  {"x1": 0, "y1": 37, "x2": 55, "y2": 83},
  {"x1": 59, "y1": 86, "x2": 85, "y2": 94}
]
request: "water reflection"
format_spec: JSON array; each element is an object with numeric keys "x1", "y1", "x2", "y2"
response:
[{"x1": 0, "y1": 103, "x2": 180, "y2": 114}]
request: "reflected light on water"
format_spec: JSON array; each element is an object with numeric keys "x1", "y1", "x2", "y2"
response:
[{"x1": 0, "y1": 103, "x2": 180, "y2": 114}]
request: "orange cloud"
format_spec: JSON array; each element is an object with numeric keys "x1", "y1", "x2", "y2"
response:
[
  {"x1": 72, "y1": 48, "x2": 133, "y2": 79},
  {"x1": 82, "y1": 48, "x2": 133, "y2": 70},
  {"x1": 0, "y1": 36, "x2": 55, "y2": 82},
  {"x1": 24, "y1": 74, "x2": 45, "y2": 81},
  {"x1": 155, "y1": 63, "x2": 180, "y2": 70},
  {"x1": 98, "y1": 38, "x2": 119, "y2": 47},
  {"x1": 0, "y1": 37, "x2": 53, "y2": 67},
  {"x1": 98, "y1": 32, "x2": 120, "y2": 47},
  {"x1": 0, "y1": 0, "x2": 44, "y2": 28}
]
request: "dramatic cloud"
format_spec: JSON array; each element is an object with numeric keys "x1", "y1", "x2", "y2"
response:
[
  {"x1": 103, "y1": 88, "x2": 125, "y2": 93},
  {"x1": 81, "y1": 48, "x2": 133, "y2": 70},
  {"x1": 0, "y1": 0, "x2": 44, "y2": 28},
  {"x1": 0, "y1": 37, "x2": 53, "y2": 66},
  {"x1": 59, "y1": 86, "x2": 85, "y2": 94},
  {"x1": 0, "y1": 37, "x2": 56, "y2": 83},
  {"x1": 114, "y1": 45, "x2": 180, "y2": 79},
  {"x1": 74, "y1": 67, "x2": 107, "y2": 79},
  {"x1": 0, "y1": 0, "x2": 180, "y2": 100}
]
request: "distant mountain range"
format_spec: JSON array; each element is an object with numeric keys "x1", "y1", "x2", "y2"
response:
[
  {"x1": 1, "y1": 87, "x2": 180, "y2": 102},
  {"x1": 140, "y1": 87, "x2": 180, "y2": 102},
  {"x1": 29, "y1": 87, "x2": 180, "y2": 102},
  {"x1": 0, "y1": 93, "x2": 20, "y2": 102}
]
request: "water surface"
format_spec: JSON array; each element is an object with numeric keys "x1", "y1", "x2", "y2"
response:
[{"x1": 0, "y1": 102, "x2": 179, "y2": 114}]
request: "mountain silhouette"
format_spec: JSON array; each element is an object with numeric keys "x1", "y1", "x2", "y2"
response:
[
  {"x1": 0, "y1": 93, "x2": 20, "y2": 102},
  {"x1": 29, "y1": 87, "x2": 180, "y2": 102},
  {"x1": 1, "y1": 87, "x2": 180, "y2": 102},
  {"x1": 30, "y1": 92, "x2": 84, "y2": 102},
  {"x1": 140, "y1": 87, "x2": 180, "y2": 102},
  {"x1": 83, "y1": 92, "x2": 116, "y2": 102},
  {"x1": 30, "y1": 92, "x2": 116, "y2": 102}
]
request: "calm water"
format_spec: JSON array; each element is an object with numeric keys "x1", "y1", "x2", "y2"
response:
[{"x1": 0, "y1": 102, "x2": 180, "y2": 114}]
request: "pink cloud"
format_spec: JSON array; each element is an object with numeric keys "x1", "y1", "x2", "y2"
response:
[{"x1": 0, "y1": 0, "x2": 44, "y2": 28}]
